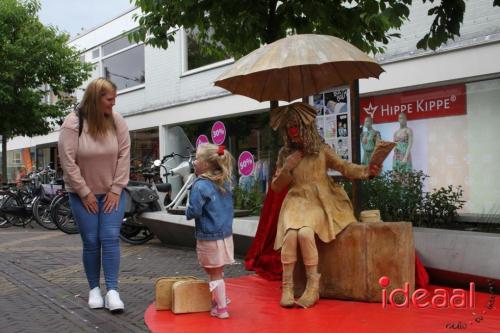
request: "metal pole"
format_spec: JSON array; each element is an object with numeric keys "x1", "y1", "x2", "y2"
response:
[{"x1": 350, "y1": 80, "x2": 362, "y2": 219}]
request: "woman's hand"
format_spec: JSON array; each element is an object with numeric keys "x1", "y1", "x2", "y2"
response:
[
  {"x1": 283, "y1": 151, "x2": 303, "y2": 172},
  {"x1": 368, "y1": 163, "x2": 382, "y2": 177},
  {"x1": 82, "y1": 192, "x2": 98, "y2": 214},
  {"x1": 103, "y1": 192, "x2": 120, "y2": 213}
]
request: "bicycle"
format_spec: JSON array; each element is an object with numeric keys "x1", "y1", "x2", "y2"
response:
[
  {"x1": 0, "y1": 183, "x2": 29, "y2": 228},
  {"x1": 31, "y1": 168, "x2": 61, "y2": 230},
  {"x1": 0, "y1": 172, "x2": 43, "y2": 228}
]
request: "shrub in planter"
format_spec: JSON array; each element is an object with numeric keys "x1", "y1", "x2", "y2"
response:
[
  {"x1": 233, "y1": 184, "x2": 264, "y2": 215},
  {"x1": 340, "y1": 170, "x2": 465, "y2": 228}
]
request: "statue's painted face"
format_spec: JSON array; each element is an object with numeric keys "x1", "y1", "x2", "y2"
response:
[
  {"x1": 288, "y1": 126, "x2": 299, "y2": 138},
  {"x1": 286, "y1": 117, "x2": 302, "y2": 144}
]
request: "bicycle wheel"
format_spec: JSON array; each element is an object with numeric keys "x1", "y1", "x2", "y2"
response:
[
  {"x1": 0, "y1": 194, "x2": 12, "y2": 228},
  {"x1": 0, "y1": 192, "x2": 30, "y2": 227},
  {"x1": 119, "y1": 216, "x2": 154, "y2": 245},
  {"x1": 51, "y1": 194, "x2": 79, "y2": 234},
  {"x1": 32, "y1": 196, "x2": 58, "y2": 230}
]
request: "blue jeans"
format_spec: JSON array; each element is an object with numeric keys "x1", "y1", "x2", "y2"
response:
[{"x1": 69, "y1": 192, "x2": 125, "y2": 291}]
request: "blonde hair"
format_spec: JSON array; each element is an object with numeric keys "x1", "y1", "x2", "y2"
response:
[
  {"x1": 78, "y1": 77, "x2": 117, "y2": 138},
  {"x1": 196, "y1": 143, "x2": 234, "y2": 193}
]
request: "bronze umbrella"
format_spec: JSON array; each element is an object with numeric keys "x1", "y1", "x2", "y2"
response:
[{"x1": 214, "y1": 34, "x2": 384, "y2": 102}]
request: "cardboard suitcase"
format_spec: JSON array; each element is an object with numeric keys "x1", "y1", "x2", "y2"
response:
[
  {"x1": 171, "y1": 280, "x2": 212, "y2": 314},
  {"x1": 294, "y1": 222, "x2": 415, "y2": 302},
  {"x1": 155, "y1": 276, "x2": 197, "y2": 310}
]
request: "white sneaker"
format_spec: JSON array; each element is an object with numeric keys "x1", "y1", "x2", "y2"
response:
[
  {"x1": 88, "y1": 287, "x2": 104, "y2": 309},
  {"x1": 105, "y1": 290, "x2": 124, "y2": 313}
]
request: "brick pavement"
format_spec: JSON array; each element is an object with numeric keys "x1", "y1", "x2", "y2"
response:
[{"x1": 0, "y1": 223, "x2": 250, "y2": 333}]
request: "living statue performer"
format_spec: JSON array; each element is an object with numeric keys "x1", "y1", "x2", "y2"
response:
[
  {"x1": 361, "y1": 116, "x2": 381, "y2": 165},
  {"x1": 269, "y1": 102, "x2": 380, "y2": 308},
  {"x1": 393, "y1": 112, "x2": 413, "y2": 172}
]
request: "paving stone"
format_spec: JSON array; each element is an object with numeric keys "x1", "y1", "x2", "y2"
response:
[{"x1": 0, "y1": 224, "x2": 250, "y2": 332}]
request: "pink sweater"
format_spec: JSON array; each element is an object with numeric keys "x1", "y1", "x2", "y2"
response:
[{"x1": 58, "y1": 111, "x2": 130, "y2": 198}]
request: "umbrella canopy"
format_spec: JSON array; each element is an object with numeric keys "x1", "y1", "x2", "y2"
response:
[{"x1": 214, "y1": 34, "x2": 384, "y2": 102}]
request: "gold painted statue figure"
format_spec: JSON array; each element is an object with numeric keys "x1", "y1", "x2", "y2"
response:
[{"x1": 270, "y1": 102, "x2": 380, "y2": 308}]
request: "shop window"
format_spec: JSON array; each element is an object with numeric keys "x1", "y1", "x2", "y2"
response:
[
  {"x1": 185, "y1": 28, "x2": 231, "y2": 71},
  {"x1": 179, "y1": 112, "x2": 276, "y2": 194},
  {"x1": 130, "y1": 128, "x2": 159, "y2": 180},
  {"x1": 6, "y1": 147, "x2": 35, "y2": 182}
]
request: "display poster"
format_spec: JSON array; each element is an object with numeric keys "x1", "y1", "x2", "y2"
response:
[{"x1": 310, "y1": 85, "x2": 352, "y2": 175}]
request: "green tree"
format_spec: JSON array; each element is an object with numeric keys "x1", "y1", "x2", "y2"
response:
[
  {"x1": 0, "y1": 0, "x2": 91, "y2": 181},
  {"x1": 130, "y1": 0, "x2": 499, "y2": 57}
]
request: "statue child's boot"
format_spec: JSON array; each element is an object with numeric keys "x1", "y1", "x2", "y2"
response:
[
  {"x1": 296, "y1": 272, "x2": 321, "y2": 308},
  {"x1": 280, "y1": 263, "x2": 295, "y2": 308}
]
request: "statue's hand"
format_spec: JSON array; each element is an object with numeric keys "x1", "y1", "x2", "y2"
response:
[
  {"x1": 283, "y1": 151, "x2": 303, "y2": 172},
  {"x1": 368, "y1": 163, "x2": 381, "y2": 178}
]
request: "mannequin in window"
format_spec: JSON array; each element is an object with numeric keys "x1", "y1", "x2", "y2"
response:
[
  {"x1": 361, "y1": 116, "x2": 381, "y2": 165},
  {"x1": 393, "y1": 112, "x2": 413, "y2": 172}
]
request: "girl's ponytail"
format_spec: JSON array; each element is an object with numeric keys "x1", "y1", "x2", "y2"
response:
[{"x1": 197, "y1": 144, "x2": 234, "y2": 193}]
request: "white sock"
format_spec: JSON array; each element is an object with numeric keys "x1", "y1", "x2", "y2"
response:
[{"x1": 209, "y1": 279, "x2": 227, "y2": 309}]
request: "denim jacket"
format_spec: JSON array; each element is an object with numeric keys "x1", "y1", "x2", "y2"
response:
[{"x1": 186, "y1": 178, "x2": 233, "y2": 241}]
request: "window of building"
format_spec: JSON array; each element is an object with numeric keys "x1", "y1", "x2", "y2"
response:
[
  {"x1": 183, "y1": 28, "x2": 232, "y2": 73},
  {"x1": 78, "y1": 34, "x2": 147, "y2": 92},
  {"x1": 102, "y1": 36, "x2": 133, "y2": 56},
  {"x1": 91, "y1": 48, "x2": 100, "y2": 59},
  {"x1": 359, "y1": 78, "x2": 500, "y2": 216},
  {"x1": 103, "y1": 45, "x2": 145, "y2": 91}
]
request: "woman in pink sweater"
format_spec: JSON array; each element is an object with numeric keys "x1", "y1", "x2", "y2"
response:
[{"x1": 58, "y1": 78, "x2": 130, "y2": 313}]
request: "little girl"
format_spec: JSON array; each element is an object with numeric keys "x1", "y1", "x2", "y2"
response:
[{"x1": 186, "y1": 143, "x2": 235, "y2": 319}]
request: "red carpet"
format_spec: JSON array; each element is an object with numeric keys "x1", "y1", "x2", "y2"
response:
[{"x1": 145, "y1": 275, "x2": 499, "y2": 333}]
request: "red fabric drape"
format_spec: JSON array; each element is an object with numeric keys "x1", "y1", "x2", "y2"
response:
[
  {"x1": 244, "y1": 188, "x2": 287, "y2": 280},
  {"x1": 415, "y1": 254, "x2": 430, "y2": 289},
  {"x1": 245, "y1": 188, "x2": 430, "y2": 289}
]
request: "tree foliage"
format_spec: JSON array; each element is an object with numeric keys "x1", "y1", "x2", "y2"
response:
[
  {"x1": 0, "y1": 0, "x2": 91, "y2": 139},
  {"x1": 130, "y1": 0, "x2": 499, "y2": 58}
]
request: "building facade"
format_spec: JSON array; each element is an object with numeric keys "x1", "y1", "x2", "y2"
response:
[{"x1": 5, "y1": 1, "x2": 500, "y2": 216}]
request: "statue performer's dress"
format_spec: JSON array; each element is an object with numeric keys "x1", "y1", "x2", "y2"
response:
[
  {"x1": 274, "y1": 144, "x2": 369, "y2": 250},
  {"x1": 393, "y1": 130, "x2": 412, "y2": 172}
]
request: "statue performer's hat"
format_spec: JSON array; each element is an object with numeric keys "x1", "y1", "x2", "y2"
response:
[{"x1": 270, "y1": 102, "x2": 317, "y2": 131}]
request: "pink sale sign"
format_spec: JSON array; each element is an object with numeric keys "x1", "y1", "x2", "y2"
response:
[
  {"x1": 196, "y1": 134, "x2": 209, "y2": 147},
  {"x1": 238, "y1": 151, "x2": 255, "y2": 176},
  {"x1": 211, "y1": 121, "x2": 226, "y2": 145}
]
